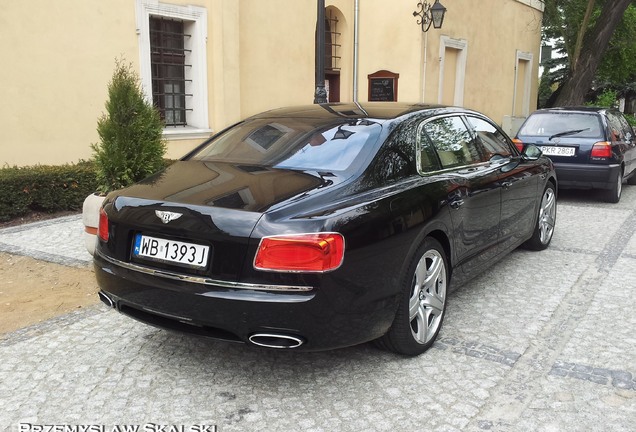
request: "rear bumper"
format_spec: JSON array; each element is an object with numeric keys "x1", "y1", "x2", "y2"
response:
[
  {"x1": 554, "y1": 162, "x2": 621, "y2": 190},
  {"x1": 93, "y1": 251, "x2": 399, "y2": 351}
]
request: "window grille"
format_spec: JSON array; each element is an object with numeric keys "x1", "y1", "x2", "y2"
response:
[
  {"x1": 325, "y1": 11, "x2": 341, "y2": 72},
  {"x1": 150, "y1": 16, "x2": 192, "y2": 126}
]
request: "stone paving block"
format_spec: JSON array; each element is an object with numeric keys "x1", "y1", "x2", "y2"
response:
[
  {"x1": 0, "y1": 215, "x2": 91, "y2": 267},
  {"x1": 0, "y1": 308, "x2": 513, "y2": 432},
  {"x1": 558, "y1": 256, "x2": 636, "y2": 371},
  {"x1": 442, "y1": 249, "x2": 595, "y2": 356},
  {"x1": 0, "y1": 174, "x2": 635, "y2": 432},
  {"x1": 550, "y1": 204, "x2": 631, "y2": 253}
]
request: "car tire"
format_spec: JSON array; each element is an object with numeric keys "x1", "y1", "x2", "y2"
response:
[
  {"x1": 626, "y1": 170, "x2": 636, "y2": 185},
  {"x1": 523, "y1": 182, "x2": 557, "y2": 251},
  {"x1": 377, "y1": 237, "x2": 448, "y2": 356},
  {"x1": 604, "y1": 170, "x2": 623, "y2": 203}
]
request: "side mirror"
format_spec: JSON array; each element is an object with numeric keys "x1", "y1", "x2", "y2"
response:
[{"x1": 523, "y1": 144, "x2": 543, "y2": 161}]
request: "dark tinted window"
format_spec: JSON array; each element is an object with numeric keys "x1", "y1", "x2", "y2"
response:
[
  {"x1": 607, "y1": 111, "x2": 632, "y2": 142},
  {"x1": 465, "y1": 116, "x2": 513, "y2": 158},
  {"x1": 189, "y1": 118, "x2": 382, "y2": 171},
  {"x1": 371, "y1": 120, "x2": 418, "y2": 182},
  {"x1": 423, "y1": 116, "x2": 486, "y2": 169},
  {"x1": 615, "y1": 113, "x2": 635, "y2": 141},
  {"x1": 518, "y1": 112, "x2": 603, "y2": 139}
]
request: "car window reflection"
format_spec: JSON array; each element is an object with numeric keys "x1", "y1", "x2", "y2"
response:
[
  {"x1": 423, "y1": 117, "x2": 485, "y2": 169},
  {"x1": 190, "y1": 119, "x2": 382, "y2": 172}
]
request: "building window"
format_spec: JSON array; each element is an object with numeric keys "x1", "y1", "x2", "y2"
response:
[
  {"x1": 136, "y1": 0, "x2": 210, "y2": 136},
  {"x1": 324, "y1": 7, "x2": 342, "y2": 102},
  {"x1": 325, "y1": 10, "x2": 341, "y2": 72},
  {"x1": 150, "y1": 17, "x2": 190, "y2": 126}
]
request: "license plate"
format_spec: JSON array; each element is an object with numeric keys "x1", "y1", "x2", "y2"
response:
[
  {"x1": 539, "y1": 146, "x2": 576, "y2": 157},
  {"x1": 133, "y1": 234, "x2": 210, "y2": 269}
]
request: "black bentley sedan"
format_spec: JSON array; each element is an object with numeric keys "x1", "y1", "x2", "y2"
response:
[{"x1": 95, "y1": 103, "x2": 557, "y2": 356}]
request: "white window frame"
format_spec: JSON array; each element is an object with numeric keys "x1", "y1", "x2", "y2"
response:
[
  {"x1": 136, "y1": 0, "x2": 211, "y2": 138},
  {"x1": 513, "y1": 50, "x2": 533, "y2": 118},
  {"x1": 438, "y1": 36, "x2": 468, "y2": 106}
]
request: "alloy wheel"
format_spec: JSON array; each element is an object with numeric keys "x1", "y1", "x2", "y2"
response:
[
  {"x1": 409, "y1": 249, "x2": 447, "y2": 344},
  {"x1": 538, "y1": 187, "x2": 556, "y2": 244}
]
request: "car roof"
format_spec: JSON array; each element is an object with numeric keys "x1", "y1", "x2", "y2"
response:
[
  {"x1": 532, "y1": 106, "x2": 610, "y2": 115},
  {"x1": 248, "y1": 103, "x2": 481, "y2": 122}
]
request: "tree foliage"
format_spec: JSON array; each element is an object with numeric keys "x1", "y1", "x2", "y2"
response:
[
  {"x1": 595, "y1": 5, "x2": 636, "y2": 85},
  {"x1": 541, "y1": 0, "x2": 636, "y2": 106},
  {"x1": 92, "y1": 59, "x2": 166, "y2": 193}
]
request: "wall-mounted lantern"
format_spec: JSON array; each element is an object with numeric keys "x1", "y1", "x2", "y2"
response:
[{"x1": 413, "y1": 0, "x2": 447, "y2": 32}]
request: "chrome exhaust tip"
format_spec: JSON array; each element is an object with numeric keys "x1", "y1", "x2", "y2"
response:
[
  {"x1": 98, "y1": 291, "x2": 114, "y2": 308},
  {"x1": 248, "y1": 333, "x2": 305, "y2": 349}
]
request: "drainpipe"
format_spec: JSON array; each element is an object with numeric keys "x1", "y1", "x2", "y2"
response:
[
  {"x1": 353, "y1": 0, "x2": 360, "y2": 102},
  {"x1": 421, "y1": 31, "x2": 428, "y2": 102}
]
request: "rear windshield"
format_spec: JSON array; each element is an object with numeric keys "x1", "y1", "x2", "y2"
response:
[
  {"x1": 189, "y1": 117, "x2": 382, "y2": 172},
  {"x1": 518, "y1": 112, "x2": 604, "y2": 139}
]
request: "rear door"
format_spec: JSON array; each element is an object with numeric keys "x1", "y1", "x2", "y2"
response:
[{"x1": 420, "y1": 115, "x2": 501, "y2": 275}]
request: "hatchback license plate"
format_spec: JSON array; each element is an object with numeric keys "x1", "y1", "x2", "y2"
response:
[
  {"x1": 539, "y1": 146, "x2": 576, "y2": 157},
  {"x1": 133, "y1": 234, "x2": 210, "y2": 268}
]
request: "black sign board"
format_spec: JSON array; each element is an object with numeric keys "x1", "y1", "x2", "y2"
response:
[
  {"x1": 369, "y1": 79, "x2": 395, "y2": 102},
  {"x1": 367, "y1": 70, "x2": 399, "y2": 102}
]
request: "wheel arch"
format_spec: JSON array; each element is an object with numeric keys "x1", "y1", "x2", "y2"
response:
[{"x1": 398, "y1": 221, "x2": 454, "y2": 288}]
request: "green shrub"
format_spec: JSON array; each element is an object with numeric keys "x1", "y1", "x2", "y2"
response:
[
  {"x1": 587, "y1": 89, "x2": 619, "y2": 109},
  {"x1": 0, "y1": 162, "x2": 98, "y2": 222},
  {"x1": 92, "y1": 59, "x2": 166, "y2": 193}
]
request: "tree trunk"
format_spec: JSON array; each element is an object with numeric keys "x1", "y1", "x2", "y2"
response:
[
  {"x1": 571, "y1": 0, "x2": 596, "y2": 70},
  {"x1": 554, "y1": 0, "x2": 632, "y2": 106}
]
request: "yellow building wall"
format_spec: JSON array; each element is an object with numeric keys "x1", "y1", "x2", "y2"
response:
[
  {"x1": 351, "y1": 0, "x2": 542, "y2": 125},
  {"x1": 0, "y1": 0, "x2": 542, "y2": 167},
  {"x1": 238, "y1": 0, "x2": 316, "y2": 118},
  {"x1": 0, "y1": 0, "x2": 139, "y2": 166},
  {"x1": 437, "y1": 0, "x2": 543, "y2": 125}
]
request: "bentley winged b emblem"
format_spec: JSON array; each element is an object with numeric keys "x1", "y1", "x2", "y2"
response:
[{"x1": 155, "y1": 210, "x2": 183, "y2": 224}]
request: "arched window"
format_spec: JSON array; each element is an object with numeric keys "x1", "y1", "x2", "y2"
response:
[{"x1": 324, "y1": 7, "x2": 342, "y2": 102}]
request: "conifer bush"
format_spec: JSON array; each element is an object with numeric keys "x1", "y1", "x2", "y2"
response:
[{"x1": 92, "y1": 59, "x2": 166, "y2": 193}]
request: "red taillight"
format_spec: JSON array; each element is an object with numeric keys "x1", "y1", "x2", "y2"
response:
[
  {"x1": 98, "y1": 207, "x2": 109, "y2": 242},
  {"x1": 254, "y1": 233, "x2": 345, "y2": 273},
  {"x1": 512, "y1": 138, "x2": 524, "y2": 152},
  {"x1": 591, "y1": 141, "x2": 612, "y2": 159}
]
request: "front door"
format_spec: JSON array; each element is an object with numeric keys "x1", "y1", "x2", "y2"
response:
[{"x1": 421, "y1": 115, "x2": 501, "y2": 275}]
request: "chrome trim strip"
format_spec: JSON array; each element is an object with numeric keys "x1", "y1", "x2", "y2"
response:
[{"x1": 95, "y1": 250, "x2": 313, "y2": 292}]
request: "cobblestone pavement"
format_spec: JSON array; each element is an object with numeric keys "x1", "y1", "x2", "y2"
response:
[{"x1": 1, "y1": 187, "x2": 635, "y2": 432}]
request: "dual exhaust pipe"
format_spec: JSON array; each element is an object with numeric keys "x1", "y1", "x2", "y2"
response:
[
  {"x1": 99, "y1": 291, "x2": 115, "y2": 308},
  {"x1": 100, "y1": 291, "x2": 304, "y2": 349}
]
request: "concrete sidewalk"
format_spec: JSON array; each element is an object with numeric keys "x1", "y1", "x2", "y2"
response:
[{"x1": 0, "y1": 215, "x2": 91, "y2": 267}]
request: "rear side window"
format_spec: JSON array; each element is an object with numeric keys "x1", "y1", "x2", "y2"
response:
[
  {"x1": 465, "y1": 116, "x2": 513, "y2": 158},
  {"x1": 518, "y1": 112, "x2": 603, "y2": 139},
  {"x1": 422, "y1": 116, "x2": 486, "y2": 169},
  {"x1": 607, "y1": 111, "x2": 633, "y2": 142},
  {"x1": 371, "y1": 120, "x2": 419, "y2": 183}
]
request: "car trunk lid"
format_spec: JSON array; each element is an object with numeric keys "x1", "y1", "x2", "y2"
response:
[{"x1": 100, "y1": 161, "x2": 327, "y2": 281}]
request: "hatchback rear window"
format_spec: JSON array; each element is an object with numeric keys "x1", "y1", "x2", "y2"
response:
[
  {"x1": 518, "y1": 112, "x2": 604, "y2": 139},
  {"x1": 189, "y1": 118, "x2": 382, "y2": 172}
]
